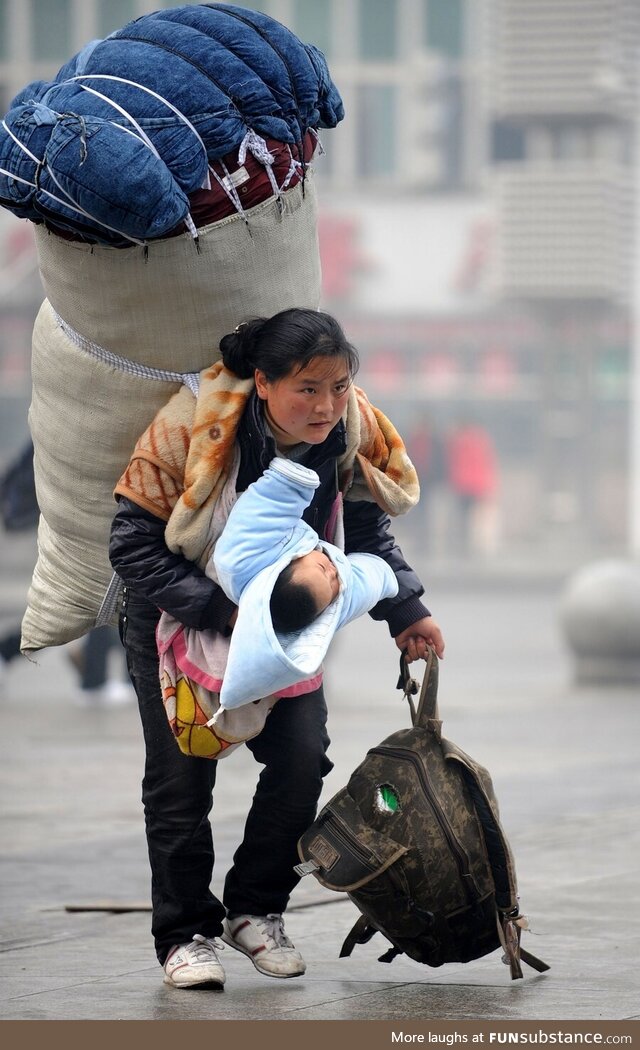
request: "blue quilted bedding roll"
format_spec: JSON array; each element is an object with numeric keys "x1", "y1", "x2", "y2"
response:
[{"x1": 0, "y1": 3, "x2": 343, "y2": 245}]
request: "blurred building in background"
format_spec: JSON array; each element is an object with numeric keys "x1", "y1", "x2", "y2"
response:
[
  {"x1": 0, "y1": 0, "x2": 638, "y2": 562},
  {"x1": 491, "y1": 0, "x2": 638, "y2": 559}
]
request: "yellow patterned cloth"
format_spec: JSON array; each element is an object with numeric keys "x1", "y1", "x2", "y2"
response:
[{"x1": 159, "y1": 627, "x2": 278, "y2": 759}]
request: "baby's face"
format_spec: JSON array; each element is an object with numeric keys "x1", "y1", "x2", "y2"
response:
[{"x1": 291, "y1": 549, "x2": 340, "y2": 614}]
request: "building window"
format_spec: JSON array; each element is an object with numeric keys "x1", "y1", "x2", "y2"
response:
[
  {"x1": 491, "y1": 120, "x2": 526, "y2": 163},
  {"x1": 97, "y1": 0, "x2": 136, "y2": 38},
  {"x1": 293, "y1": 0, "x2": 331, "y2": 56},
  {"x1": 424, "y1": 0, "x2": 465, "y2": 58},
  {"x1": 356, "y1": 83, "x2": 396, "y2": 178},
  {"x1": 31, "y1": 0, "x2": 71, "y2": 61},
  {"x1": 358, "y1": 0, "x2": 397, "y2": 61}
]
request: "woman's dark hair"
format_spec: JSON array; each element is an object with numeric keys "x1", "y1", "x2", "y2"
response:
[
  {"x1": 219, "y1": 308, "x2": 359, "y2": 382},
  {"x1": 270, "y1": 561, "x2": 321, "y2": 634}
]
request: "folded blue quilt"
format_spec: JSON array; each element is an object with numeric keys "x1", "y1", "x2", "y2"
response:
[{"x1": 0, "y1": 3, "x2": 343, "y2": 244}]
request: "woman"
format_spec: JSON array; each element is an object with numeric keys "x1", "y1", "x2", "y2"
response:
[{"x1": 109, "y1": 308, "x2": 444, "y2": 990}]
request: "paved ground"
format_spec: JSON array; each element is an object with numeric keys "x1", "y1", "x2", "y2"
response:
[{"x1": 1, "y1": 537, "x2": 639, "y2": 1022}]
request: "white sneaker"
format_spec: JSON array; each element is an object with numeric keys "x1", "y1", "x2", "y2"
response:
[
  {"x1": 163, "y1": 934, "x2": 225, "y2": 989},
  {"x1": 222, "y1": 914, "x2": 306, "y2": 978},
  {"x1": 101, "y1": 679, "x2": 137, "y2": 706}
]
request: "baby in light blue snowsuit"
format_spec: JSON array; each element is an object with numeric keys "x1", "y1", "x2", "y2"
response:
[{"x1": 213, "y1": 457, "x2": 398, "y2": 710}]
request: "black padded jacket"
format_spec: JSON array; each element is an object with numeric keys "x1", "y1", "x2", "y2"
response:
[{"x1": 109, "y1": 391, "x2": 430, "y2": 638}]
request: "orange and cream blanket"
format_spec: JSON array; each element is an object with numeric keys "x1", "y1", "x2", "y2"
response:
[{"x1": 116, "y1": 361, "x2": 419, "y2": 555}]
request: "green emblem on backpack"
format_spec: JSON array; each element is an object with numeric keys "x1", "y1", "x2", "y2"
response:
[{"x1": 375, "y1": 784, "x2": 400, "y2": 814}]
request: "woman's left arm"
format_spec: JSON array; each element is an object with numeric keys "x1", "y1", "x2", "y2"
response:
[{"x1": 343, "y1": 497, "x2": 444, "y2": 658}]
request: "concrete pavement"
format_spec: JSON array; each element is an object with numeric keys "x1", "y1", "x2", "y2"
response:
[{"x1": 1, "y1": 549, "x2": 639, "y2": 1021}]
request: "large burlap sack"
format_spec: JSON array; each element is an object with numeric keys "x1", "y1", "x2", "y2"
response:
[{"x1": 23, "y1": 176, "x2": 321, "y2": 652}]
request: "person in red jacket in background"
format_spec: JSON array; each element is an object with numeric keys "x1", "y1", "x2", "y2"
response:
[{"x1": 446, "y1": 418, "x2": 500, "y2": 557}]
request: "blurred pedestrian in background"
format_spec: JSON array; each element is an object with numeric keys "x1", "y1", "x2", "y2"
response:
[
  {"x1": 445, "y1": 417, "x2": 501, "y2": 558},
  {"x1": 0, "y1": 438, "x2": 133, "y2": 704},
  {"x1": 66, "y1": 626, "x2": 135, "y2": 706}
]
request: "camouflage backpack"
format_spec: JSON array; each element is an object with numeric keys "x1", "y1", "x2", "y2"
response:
[{"x1": 296, "y1": 650, "x2": 549, "y2": 980}]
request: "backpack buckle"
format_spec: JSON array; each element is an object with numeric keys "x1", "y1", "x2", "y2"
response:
[{"x1": 293, "y1": 859, "x2": 320, "y2": 877}]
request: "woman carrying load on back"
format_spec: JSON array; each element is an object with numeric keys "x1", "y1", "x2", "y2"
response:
[{"x1": 109, "y1": 308, "x2": 445, "y2": 990}]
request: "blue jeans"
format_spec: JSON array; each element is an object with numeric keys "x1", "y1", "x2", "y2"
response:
[{"x1": 120, "y1": 589, "x2": 333, "y2": 964}]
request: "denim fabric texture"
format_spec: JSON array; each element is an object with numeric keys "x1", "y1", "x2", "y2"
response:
[
  {"x1": 0, "y1": 3, "x2": 344, "y2": 243},
  {"x1": 120, "y1": 588, "x2": 333, "y2": 963}
]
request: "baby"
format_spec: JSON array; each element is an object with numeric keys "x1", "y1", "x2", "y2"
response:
[
  {"x1": 269, "y1": 546, "x2": 341, "y2": 633},
  {"x1": 213, "y1": 457, "x2": 399, "y2": 709}
]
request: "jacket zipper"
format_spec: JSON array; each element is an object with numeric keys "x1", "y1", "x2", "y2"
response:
[{"x1": 369, "y1": 745, "x2": 481, "y2": 902}]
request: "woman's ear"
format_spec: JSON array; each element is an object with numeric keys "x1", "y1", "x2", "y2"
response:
[{"x1": 254, "y1": 369, "x2": 269, "y2": 400}]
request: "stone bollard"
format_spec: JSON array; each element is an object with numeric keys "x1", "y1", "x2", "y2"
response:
[{"x1": 559, "y1": 559, "x2": 640, "y2": 684}]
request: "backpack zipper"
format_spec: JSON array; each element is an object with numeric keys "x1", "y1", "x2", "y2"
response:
[
  {"x1": 321, "y1": 809, "x2": 411, "y2": 899},
  {"x1": 321, "y1": 810, "x2": 378, "y2": 870},
  {"x1": 368, "y1": 745, "x2": 481, "y2": 902}
]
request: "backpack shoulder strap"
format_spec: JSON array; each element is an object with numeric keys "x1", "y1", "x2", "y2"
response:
[{"x1": 339, "y1": 914, "x2": 378, "y2": 958}]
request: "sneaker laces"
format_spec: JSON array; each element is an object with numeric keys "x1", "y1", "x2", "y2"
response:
[
  {"x1": 187, "y1": 933, "x2": 225, "y2": 962},
  {"x1": 255, "y1": 914, "x2": 295, "y2": 951}
]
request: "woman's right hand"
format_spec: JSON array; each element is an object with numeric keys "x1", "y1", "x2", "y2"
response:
[{"x1": 394, "y1": 616, "x2": 445, "y2": 661}]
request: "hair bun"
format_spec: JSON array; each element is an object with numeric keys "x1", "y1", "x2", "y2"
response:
[{"x1": 219, "y1": 317, "x2": 266, "y2": 378}]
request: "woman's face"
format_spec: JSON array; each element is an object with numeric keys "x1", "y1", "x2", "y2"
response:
[{"x1": 255, "y1": 355, "x2": 351, "y2": 445}]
